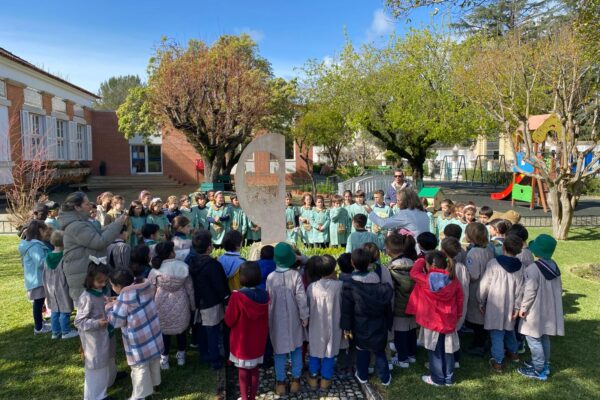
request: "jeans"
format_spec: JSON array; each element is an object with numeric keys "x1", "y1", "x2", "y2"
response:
[
  {"x1": 274, "y1": 346, "x2": 302, "y2": 382},
  {"x1": 204, "y1": 323, "x2": 223, "y2": 370},
  {"x1": 50, "y1": 311, "x2": 71, "y2": 335},
  {"x1": 394, "y1": 329, "x2": 417, "y2": 362},
  {"x1": 428, "y1": 333, "x2": 454, "y2": 385},
  {"x1": 356, "y1": 347, "x2": 390, "y2": 384},
  {"x1": 163, "y1": 333, "x2": 187, "y2": 355},
  {"x1": 490, "y1": 329, "x2": 518, "y2": 363},
  {"x1": 526, "y1": 335, "x2": 551, "y2": 372},
  {"x1": 33, "y1": 298, "x2": 45, "y2": 331},
  {"x1": 308, "y1": 356, "x2": 335, "y2": 380}
]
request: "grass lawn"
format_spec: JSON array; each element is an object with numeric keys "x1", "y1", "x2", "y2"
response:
[{"x1": 1, "y1": 228, "x2": 599, "y2": 399}]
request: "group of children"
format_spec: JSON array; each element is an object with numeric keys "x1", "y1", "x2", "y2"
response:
[{"x1": 17, "y1": 187, "x2": 565, "y2": 400}]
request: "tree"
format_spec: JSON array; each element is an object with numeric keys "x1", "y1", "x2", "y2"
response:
[
  {"x1": 93, "y1": 75, "x2": 142, "y2": 110},
  {"x1": 340, "y1": 30, "x2": 492, "y2": 181},
  {"x1": 118, "y1": 35, "x2": 273, "y2": 182},
  {"x1": 573, "y1": 0, "x2": 600, "y2": 61},
  {"x1": 454, "y1": 27, "x2": 600, "y2": 239}
]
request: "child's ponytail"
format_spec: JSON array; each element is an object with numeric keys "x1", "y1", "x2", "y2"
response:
[
  {"x1": 151, "y1": 241, "x2": 175, "y2": 269},
  {"x1": 425, "y1": 250, "x2": 456, "y2": 279}
]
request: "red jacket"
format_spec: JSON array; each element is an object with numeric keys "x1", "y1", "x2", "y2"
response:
[
  {"x1": 405, "y1": 262, "x2": 464, "y2": 334},
  {"x1": 224, "y1": 290, "x2": 270, "y2": 360}
]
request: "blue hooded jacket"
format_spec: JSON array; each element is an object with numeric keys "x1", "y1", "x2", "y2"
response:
[{"x1": 18, "y1": 239, "x2": 50, "y2": 290}]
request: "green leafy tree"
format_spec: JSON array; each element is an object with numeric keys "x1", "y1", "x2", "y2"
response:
[{"x1": 94, "y1": 75, "x2": 142, "y2": 110}]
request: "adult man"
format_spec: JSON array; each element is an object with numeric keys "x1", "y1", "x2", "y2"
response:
[{"x1": 384, "y1": 169, "x2": 412, "y2": 206}]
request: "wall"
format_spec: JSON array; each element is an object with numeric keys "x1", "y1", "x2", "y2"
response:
[
  {"x1": 161, "y1": 128, "x2": 203, "y2": 184},
  {"x1": 90, "y1": 111, "x2": 131, "y2": 176}
]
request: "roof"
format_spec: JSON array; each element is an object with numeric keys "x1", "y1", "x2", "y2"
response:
[
  {"x1": 418, "y1": 187, "x2": 443, "y2": 197},
  {"x1": 516, "y1": 114, "x2": 553, "y2": 132},
  {"x1": 0, "y1": 47, "x2": 100, "y2": 99}
]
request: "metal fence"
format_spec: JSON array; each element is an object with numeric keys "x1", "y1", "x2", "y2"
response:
[
  {"x1": 0, "y1": 220, "x2": 17, "y2": 235},
  {"x1": 521, "y1": 215, "x2": 600, "y2": 228},
  {"x1": 338, "y1": 175, "x2": 394, "y2": 199}
]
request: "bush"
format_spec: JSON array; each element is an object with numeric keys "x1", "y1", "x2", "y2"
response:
[
  {"x1": 464, "y1": 169, "x2": 512, "y2": 185},
  {"x1": 336, "y1": 164, "x2": 364, "y2": 181},
  {"x1": 582, "y1": 178, "x2": 600, "y2": 196}
]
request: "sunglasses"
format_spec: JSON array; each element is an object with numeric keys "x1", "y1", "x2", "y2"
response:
[{"x1": 394, "y1": 175, "x2": 403, "y2": 178}]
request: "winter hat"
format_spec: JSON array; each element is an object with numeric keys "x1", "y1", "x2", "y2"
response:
[
  {"x1": 274, "y1": 242, "x2": 296, "y2": 269},
  {"x1": 529, "y1": 234, "x2": 557, "y2": 260}
]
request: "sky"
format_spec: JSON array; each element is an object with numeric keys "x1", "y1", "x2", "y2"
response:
[{"x1": 0, "y1": 0, "x2": 438, "y2": 94}]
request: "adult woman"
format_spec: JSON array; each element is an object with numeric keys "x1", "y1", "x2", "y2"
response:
[
  {"x1": 384, "y1": 169, "x2": 412, "y2": 205},
  {"x1": 366, "y1": 188, "x2": 429, "y2": 237},
  {"x1": 58, "y1": 191, "x2": 126, "y2": 302}
]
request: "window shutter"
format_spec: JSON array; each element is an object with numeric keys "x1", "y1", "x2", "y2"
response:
[
  {"x1": 86, "y1": 125, "x2": 92, "y2": 161},
  {"x1": 46, "y1": 116, "x2": 57, "y2": 160},
  {"x1": 68, "y1": 121, "x2": 77, "y2": 160},
  {"x1": 20, "y1": 110, "x2": 31, "y2": 160}
]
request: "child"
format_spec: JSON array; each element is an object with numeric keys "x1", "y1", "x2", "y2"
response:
[
  {"x1": 172, "y1": 215, "x2": 192, "y2": 260},
  {"x1": 420, "y1": 197, "x2": 436, "y2": 235},
  {"x1": 179, "y1": 195, "x2": 196, "y2": 229},
  {"x1": 385, "y1": 233, "x2": 418, "y2": 369},
  {"x1": 139, "y1": 190, "x2": 152, "y2": 211},
  {"x1": 225, "y1": 262, "x2": 270, "y2": 400},
  {"x1": 207, "y1": 190, "x2": 215, "y2": 205},
  {"x1": 507, "y1": 224, "x2": 535, "y2": 268},
  {"x1": 407, "y1": 251, "x2": 463, "y2": 386},
  {"x1": 311, "y1": 195, "x2": 330, "y2": 248},
  {"x1": 342, "y1": 190, "x2": 353, "y2": 209},
  {"x1": 106, "y1": 268, "x2": 163, "y2": 400},
  {"x1": 44, "y1": 201, "x2": 60, "y2": 230},
  {"x1": 337, "y1": 253, "x2": 354, "y2": 282},
  {"x1": 96, "y1": 192, "x2": 113, "y2": 228},
  {"x1": 146, "y1": 198, "x2": 170, "y2": 241},
  {"x1": 435, "y1": 199, "x2": 457, "y2": 240},
  {"x1": 230, "y1": 195, "x2": 248, "y2": 238},
  {"x1": 131, "y1": 244, "x2": 152, "y2": 279},
  {"x1": 298, "y1": 193, "x2": 314, "y2": 247},
  {"x1": 148, "y1": 241, "x2": 195, "y2": 369},
  {"x1": 489, "y1": 219, "x2": 512, "y2": 257},
  {"x1": 443, "y1": 224, "x2": 467, "y2": 265},
  {"x1": 462, "y1": 205, "x2": 477, "y2": 225},
  {"x1": 192, "y1": 193, "x2": 209, "y2": 229},
  {"x1": 285, "y1": 192, "x2": 300, "y2": 245},
  {"x1": 245, "y1": 218, "x2": 262, "y2": 246},
  {"x1": 164, "y1": 195, "x2": 181, "y2": 224},
  {"x1": 142, "y1": 223, "x2": 160, "y2": 248},
  {"x1": 186, "y1": 229, "x2": 231, "y2": 370},
  {"x1": 478, "y1": 205, "x2": 494, "y2": 227},
  {"x1": 218, "y1": 230, "x2": 245, "y2": 291},
  {"x1": 464, "y1": 222, "x2": 494, "y2": 356},
  {"x1": 367, "y1": 190, "x2": 392, "y2": 239},
  {"x1": 128, "y1": 200, "x2": 147, "y2": 247},
  {"x1": 517, "y1": 234, "x2": 564, "y2": 381},
  {"x1": 362, "y1": 242, "x2": 394, "y2": 290},
  {"x1": 347, "y1": 190, "x2": 368, "y2": 232},
  {"x1": 18, "y1": 220, "x2": 50, "y2": 334},
  {"x1": 89, "y1": 203, "x2": 102, "y2": 232},
  {"x1": 307, "y1": 255, "x2": 344, "y2": 390},
  {"x1": 207, "y1": 191, "x2": 231, "y2": 248},
  {"x1": 341, "y1": 248, "x2": 393, "y2": 386},
  {"x1": 107, "y1": 225, "x2": 131, "y2": 270},
  {"x1": 75, "y1": 261, "x2": 116, "y2": 400},
  {"x1": 106, "y1": 195, "x2": 126, "y2": 225},
  {"x1": 479, "y1": 234, "x2": 524, "y2": 372},
  {"x1": 267, "y1": 242, "x2": 309, "y2": 396},
  {"x1": 329, "y1": 195, "x2": 350, "y2": 248},
  {"x1": 346, "y1": 214, "x2": 382, "y2": 252},
  {"x1": 257, "y1": 245, "x2": 276, "y2": 290},
  {"x1": 43, "y1": 230, "x2": 78, "y2": 339},
  {"x1": 417, "y1": 231, "x2": 438, "y2": 257}
]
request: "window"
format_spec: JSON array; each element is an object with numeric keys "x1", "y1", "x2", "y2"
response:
[
  {"x1": 56, "y1": 120, "x2": 67, "y2": 160},
  {"x1": 29, "y1": 114, "x2": 44, "y2": 157},
  {"x1": 76, "y1": 124, "x2": 86, "y2": 160}
]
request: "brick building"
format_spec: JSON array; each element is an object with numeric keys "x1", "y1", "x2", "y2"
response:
[{"x1": 0, "y1": 47, "x2": 310, "y2": 188}]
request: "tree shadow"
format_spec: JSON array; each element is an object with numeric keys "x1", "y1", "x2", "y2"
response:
[
  {"x1": 565, "y1": 228, "x2": 600, "y2": 242},
  {"x1": 562, "y1": 290, "x2": 585, "y2": 315}
]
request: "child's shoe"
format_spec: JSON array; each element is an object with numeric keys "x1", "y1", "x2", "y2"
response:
[
  {"x1": 51, "y1": 333, "x2": 61, "y2": 339},
  {"x1": 391, "y1": 355, "x2": 410, "y2": 368},
  {"x1": 489, "y1": 358, "x2": 503, "y2": 373},
  {"x1": 505, "y1": 351, "x2": 520, "y2": 362},
  {"x1": 517, "y1": 341, "x2": 527, "y2": 354},
  {"x1": 61, "y1": 330, "x2": 79, "y2": 340},
  {"x1": 382, "y1": 375, "x2": 392, "y2": 387},
  {"x1": 176, "y1": 351, "x2": 186, "y2": 366},
  {"x1": 33, "y1": 325, "x2": 51, "y2": 334},
  {"x1": 290, "y1": 378, "x2": 301, "y2": 394},
  {"x1": 517, "y1": 366, "x2": 548, "y2": 381},
  {"x1": 275, "y1": 381, "x2": 287, "y2": 396},
  {"x1": 454, "y1": 361, "x2": 460, "y2": 368},
  {"x1": 407, "y1": 356, "x2": 416, "y2": 364},
  {"x1": 354, "y1": 371, "x2": 368, "y2": 384},
  {"x1": 421, "y1": 375, "x2": 442, "y2": 387},
  {"x1": 160, "y1": 355, "x2": 170, "y2": 370},
  {"x1": 320, "y1": 378, "x2": 332, "y2": 390},
  {"x1": 308, "y1": 374, "x2": 318, "y2": 390},
  {"x1": 523, "y1": 360, "x2": 550, "y2": 376}
]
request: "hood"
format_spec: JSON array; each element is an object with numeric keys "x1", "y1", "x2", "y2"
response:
[
  {"x1": 389, "y1": 257, "x2": 414, "y2": 272},
  {"x1": 58, "y1": 210, "x2": 88, "y2": 230},
  {"x1": 219, "y1": 253, "x2": 244, "y2": 278},
  {"x1": 18, "y1": 239, "x2": 47, "y2": 255},
  {"x1": 154, "y1": 273, "x2": 188, "y2": 292},
  {"x1": 428, "y1": 269, "x2": 451, "y2": 292},
  {"x1": 352, "y1": 281, "x2": 393, "y2": 315},
  {"x1": 235, "y1": 289, "x2": 270, "y2": 320},
  {"x1": 120, "y1": 279, "x2": 154, "y2": 305},
  {"x1": 535, "y1": 259, "x2": 561, "y2": 281},
  {"x1": 497, "y1": 255, "x2": 522, "y2": 273},
  {"x1": 45, "y1": 251, "x2": 64, "y2": 269}
]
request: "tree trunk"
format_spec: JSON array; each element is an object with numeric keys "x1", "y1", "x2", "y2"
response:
[
  {"x1": 547, "y1": 184, "x2": 574, "y2": 240},
  {"x1": 202, "y1": 156, "x2": 221, "y2": 183},
  {"x1": 408, "y1": 157, "x2": 425, "y2": 187}
]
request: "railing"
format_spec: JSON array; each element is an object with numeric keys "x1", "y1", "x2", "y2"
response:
[
  {"x1": 0, "y1": 220, "x2": 17, "y2": 235},
  {"x1": 338, "y1": 175, "x2": 394, "y2": 199},
  {"x1": 521, "y1": 215, "x2": 600, "y2": 228}
]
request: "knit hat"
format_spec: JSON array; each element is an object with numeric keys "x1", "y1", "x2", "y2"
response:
[
  {"x1": 274, "y1": 242, "x2": 296, "y2": 268},
  {"x1": 528, "y1": 234, "x2": 557, "y2": 260}
]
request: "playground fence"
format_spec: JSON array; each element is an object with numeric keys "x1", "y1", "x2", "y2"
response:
[{"x1": 521, "y1": 215, "x2": 600, "y2": 228}]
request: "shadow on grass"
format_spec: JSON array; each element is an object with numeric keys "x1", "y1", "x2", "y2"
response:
[
  {"x1": 564, "y1": 228, "x2": 600, "y2": 242},
  {"x1": 562, "y1": 290, "x2": 585, "y2": 315}
]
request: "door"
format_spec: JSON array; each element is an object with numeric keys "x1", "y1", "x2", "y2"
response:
[
  {"x1": 147, "y1": 145, "x2": 162, "y2": 173},
  {"x1": 131, "y1": 144, "x2": 162, "y2": 174},
  {"x1": 131, "y1": 145, "x2": 147, "y2": 174}
]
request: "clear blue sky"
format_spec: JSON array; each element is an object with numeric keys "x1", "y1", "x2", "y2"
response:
[{"x1": 0, "y1": 0, "x2": 438, "y2": 93}]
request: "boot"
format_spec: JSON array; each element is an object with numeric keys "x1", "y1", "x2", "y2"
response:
[
  {"x1": 308, "y1": 375, "x2": 318, "y2": 390},
  {"x1": 290, "y1": 378, "x2": 301, "y2": 394},
  {"x1": 489, "y1": 358, "x2": 503, "y2": 373},
  {"x1": 275, "y1": 381, "x2": 287, "y2": 396},
  {"x1": 320, "y1": 378, "x2": 332, "y2": 391}
]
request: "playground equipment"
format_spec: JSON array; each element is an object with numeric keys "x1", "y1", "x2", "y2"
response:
[
  {"x1": 471, "y1": 155, "x2": 509, "y2": 186},
  {"x1": 439, "y1": 155, "x2": 467, "y2": 183}
]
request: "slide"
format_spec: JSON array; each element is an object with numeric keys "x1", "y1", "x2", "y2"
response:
[{"x1": 490, "y1": 174, "x2": 525, "y2": 200}]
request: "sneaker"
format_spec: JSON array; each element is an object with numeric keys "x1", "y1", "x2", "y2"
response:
[
  {"x1": 454, "y1": 361, "x2": 460, "y2": 369},
  {"x1": 388, "y1": 342, "x2": 396, "y2": 352},
  {"x1": 489, "y1": 358, "x2": 503, "y2": 373},
  {"x1": 176, "y1": 351, "x2": 186, "y2": 366},
  {"x1": 34, "y1": 325, "x2": 51, "y2": 334},
  {"x1": 354, "y1": 371, "x2": 368, "y2": 384},
  {"x1": 421, "y1": 375, "x2": 442, "y2": 387},
  {"x1": 61, "y1": 330, "x2": 79, "y2": 340},
  {"x1": 445, "y1": 382, "x2": 455, "y2": 387},
  {"x1": 517, "y1": 341, "x2": 527, "y2": 354},
  {"x1": 523, "y1": 361, "x2": 550, "y2": 376},
  {"x1": 518, "y1": 366, "x2": 548, "y2": 381},
  {"x1": 408, "y1": 356, "x2": 416, "y2": 364},
  {"x1": 51, "y1": 333, "x2": 61, "y2": 340},
  {"x1": 160, "y1": 355, "x2": 170, "y2": 370},
  {"x1": 382, "y1": 375, "x2": 392, "y2": 387},
  {"x1": 391, "y1": 356, "x2": 410, "y2": 368},
  {"x1": 189, "y1": 343, "x2": 199, "y2": 349},
  {"x1": 368, "y1": 367, "x2": 374, "y2": 374}
]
